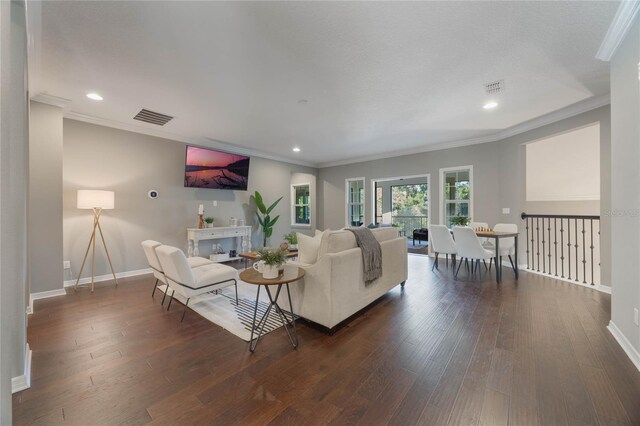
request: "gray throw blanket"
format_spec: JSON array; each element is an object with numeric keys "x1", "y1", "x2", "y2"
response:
[{"x1": 347, "y1": 228, "x2": 383, "y2": 285}]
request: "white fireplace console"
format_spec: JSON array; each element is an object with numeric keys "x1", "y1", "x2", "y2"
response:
[{"x1": 187, "y1": 226, "x2": 252, "y2": 260}]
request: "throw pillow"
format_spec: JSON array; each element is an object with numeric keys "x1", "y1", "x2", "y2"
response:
[{"x1": 298, "y1": 231, "x2": 323, "y2": 264}]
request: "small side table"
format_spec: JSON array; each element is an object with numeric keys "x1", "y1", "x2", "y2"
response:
[{"x1": 239, "y1": 265, "x2": 305, "y2": 352}]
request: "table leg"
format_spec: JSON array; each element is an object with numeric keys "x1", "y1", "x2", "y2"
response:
[
  {"x1": 495, "y1": 237, "x2": 501, "y2": 283},
  {"x1": 514, "y1": 235, "x2": 519, "y2": 279},
  {"x1": 248, "y1": 284, "x2": 299, "y2": 352}
]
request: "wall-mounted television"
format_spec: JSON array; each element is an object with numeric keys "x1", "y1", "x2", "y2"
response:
[{"x1": 184, "y1": 145, "x2": 250, "y2": 190}]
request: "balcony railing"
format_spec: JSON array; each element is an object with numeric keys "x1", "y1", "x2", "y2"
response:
[
  {"x1": 391, "y1": 215, "x2": 428, "y2": 237},
  {"x1": 521, "y1": 212, "x2": 600, "y2": 287}
]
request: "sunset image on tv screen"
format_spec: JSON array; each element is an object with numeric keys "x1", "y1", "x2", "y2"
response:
[{"x1": 184, "y1": 146, "x2": 250, "y2": 190}]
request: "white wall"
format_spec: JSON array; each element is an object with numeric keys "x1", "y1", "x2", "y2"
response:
[
  {"x1": 0, "y1": 0, "x2": 29, "y2": 422},
  {"x1": 610, "y1": 14, "x2": 640, "y2": 357},
  {"x1": 526, "y1": 123, "x2": 600, "y2": 202},
  {"x1": 29, "y1": 101, "x2": 63, "y2": 293},
  {"x1": 63, "y1": 119, "x2": 318, "y2": 281}
]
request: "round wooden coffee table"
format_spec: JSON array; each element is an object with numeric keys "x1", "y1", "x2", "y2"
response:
[{"x1": 239, "y1": 265, "x2": 305, "y2": 352}]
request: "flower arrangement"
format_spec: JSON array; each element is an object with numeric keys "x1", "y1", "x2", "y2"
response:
[
  {"x1": 256, "y1": 247, "x2": 288, "y2": 267},
  {"x1": 450, "y1": 216, "x2": 471, "y2": 226}
]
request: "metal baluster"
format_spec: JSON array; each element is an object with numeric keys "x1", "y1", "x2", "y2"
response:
[
  {"x1": 525, "y1": 217, "x2": 530, "y2": 269},
  {"x1": 536, "y1": 218, "x2": 540, "y2": 272},
  {"x1": 542, "y1": 218, "x2": 546, "y2": 273},
  {"x1": 548, "y1": 219, "x2": 552, "y2": 274},
  {"x1": 574, "y1": 219, "x2": 579, "y2": 282},
  {"x1": 582, "y1": 218, "x2": 587, "y2": 284},
  {"x1": 590, "y1": 219, "x2": 595, "y2": 286},
  {"x1": 560, "y1": 218, "x2": 565, "y2": 278},
  {"x1": 567, "y1": 220, "x2": 571, "y2": 280},
  {"x1": 554, "y1": 218, "x2": 558, "y2": 276}
]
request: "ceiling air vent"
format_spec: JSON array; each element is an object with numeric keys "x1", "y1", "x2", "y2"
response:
[
  {"x1": 133, "y1": 109, "x2": 174, "y2": 126},
  {"x1": 484, "y1": 80, "x2": 504, "y2": 95}
]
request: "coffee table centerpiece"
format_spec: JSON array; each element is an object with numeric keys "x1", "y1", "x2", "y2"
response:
[{"x1": 253, "y1": 247, "x2": 288, "y2": 279}]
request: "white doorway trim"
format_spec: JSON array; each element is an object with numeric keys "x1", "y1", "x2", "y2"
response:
[{"x1": 371, "y1": 173, "x2": 431, "y2": 228}]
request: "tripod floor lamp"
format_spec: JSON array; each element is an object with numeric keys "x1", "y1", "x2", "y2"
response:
[{"x1": 75, "y1": 190, "x2": 118, "y2": 292}]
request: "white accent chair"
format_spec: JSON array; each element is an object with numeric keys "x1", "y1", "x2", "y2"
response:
[
  {"x1": 453, "y1": 227, "x2": 495, "y2": 278},
  {"x1": 428, "y1": 225, "x2": 458, "y2": 271},
  {"x1": 141, "y1": 240, "x2": 213, "y2": 303},
  {"x1": 493, "y1": 223, "x2": 518, "y2": 271},
  {"x1": 154, "y1": 245, "x2": 239, "y2": 321}
]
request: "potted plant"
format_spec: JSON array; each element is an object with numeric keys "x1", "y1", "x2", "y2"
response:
[
  {"x1": 252, "y1": 191, "x2": 283, "y2": 247},
  {"x1": 254, "y1": 247, "x2": 287, "y2": 279},
  {"x1": 283, "y1": 231, "x2": 298, "y2": 250},
  {"x1": 450, "y1": 216, "x2": 471, "y2": 227},
  {"x1": 204, "y1": 217, "x2": 214, "y2": 228}
]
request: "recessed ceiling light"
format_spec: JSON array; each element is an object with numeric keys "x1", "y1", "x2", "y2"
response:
[
  {"x1": 483, "y1": 101, "x2": 498, "y2": 110},
  {"x1": 292, "y1": 147, "x2": 301, "y2": 152},
  {"x1": 86, "y1": 93, "x2": 103, "y2": 101}
]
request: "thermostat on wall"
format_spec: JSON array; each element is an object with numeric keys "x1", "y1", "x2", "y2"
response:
[{"x1": 148, "y1": 190, "x2": 159, "y2": 199}]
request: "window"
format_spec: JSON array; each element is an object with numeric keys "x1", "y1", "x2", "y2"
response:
[
  {"x1": 291, "y1": 183, "x2": 311, "y2": 226},
  {"x1": 440, "y1": 166, "x2": 473, "y2": 228},
  {"x1": 346, "y1": 178, "x2": 365, "y2": 227},
  {"x1": 391, "y1": 183, "x2": 429, "y2": 235}
]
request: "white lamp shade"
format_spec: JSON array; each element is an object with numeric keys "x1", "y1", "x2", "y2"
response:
[{"x1": 77, "y1": 190, "x2": 115, "y2": 210}]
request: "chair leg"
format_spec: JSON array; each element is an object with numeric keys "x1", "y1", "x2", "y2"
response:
[
  {"x1": 181, "y1": 298, "x2": 190, "y2": 322},
  {"x1": 508, "y1": 255, "x2": 515, "y2": 271},
  {"x1": 161, "y1": 285, "x2": 168, "y2": 306},
  {"x1": 446, "y1": 254, "x2": 449, "y2": 267},
  {"x1": 235, "y1": 282, "x2": 239, "y2": 305},
  {"x1": 489, "y1": 258, "x2": 493, "y2": 271},
  {"x1": 152, "y1": 278, "x2": 159, "y2": 297},
  {"x1": 455, "y1": 258, "x2": 463, "y2": 278},
  {"x1": 483, "y1": 260, "x2": 488, "y2": 271},
  {"x1": 167, "y1": 289, "x2": 175, "y2": 311},
  {"x1": 431, "y1": 252, "x2": 439, "y2": 271}
]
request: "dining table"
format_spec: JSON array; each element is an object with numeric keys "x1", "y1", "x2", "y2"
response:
[{"x1": 474, "y1": 230, "x2": 519, "y2": 283}]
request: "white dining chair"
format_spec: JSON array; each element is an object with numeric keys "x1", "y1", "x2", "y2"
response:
[
  {"x1": 155, "y1": 245, "x2": 239, "y2": 322},
  {"x1": 428, "y1": 225, "x2": 458, "y2": 271},
  {"x1": 493, "y1": 223, "x2": 518, "y2": 271},
  {"x1": 142, "y1": 240, "x2": 214, "y2": 303},
  {"x1": 453, "y1": 227, "x2": 495, "y2": 278},
  {"x1": 470, "y1": 221, "x2": 492, "y2": 248}
]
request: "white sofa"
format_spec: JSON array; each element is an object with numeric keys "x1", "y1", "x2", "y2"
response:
[{"x1": 287, "y1": 227, "x2": 408, "y2": 330}]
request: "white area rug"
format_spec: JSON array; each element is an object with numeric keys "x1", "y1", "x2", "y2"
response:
[{"x1": 157, "y1": 281, "x2": 289, "y2": 341}]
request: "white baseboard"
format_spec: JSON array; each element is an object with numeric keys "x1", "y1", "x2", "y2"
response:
[
  {"x1": 28, "y1": 288, "x2": 68, "y2": 314},
  {"x1": 608, "y1": 321, "x2": 640, "y2": 372},
  {"x1": 12, "y1": 344, "x2": 32, "y2": 393},
  {"x1": 63, "y1": 267, "x2": 152, "y2": 288}
]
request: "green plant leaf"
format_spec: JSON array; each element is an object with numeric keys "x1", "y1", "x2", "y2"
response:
[
  {"x1": 256, "y1": 212, "x2": 264, "y2": 227},
  {"x1": 265, "y1": 228, "x2": 273, "y2": 238},
  {"x1": 264, "y1": 214, "x2": 270, "y2": 226},
  {"x1": 254, "y1": 191, "x2": 266, "y2": 214},
  {"x1": 268, "y1": 215, "x2": 280, "y2": 227},
  {"x1": 265, "y1": 196, "x2": 283, "y2": 215}
]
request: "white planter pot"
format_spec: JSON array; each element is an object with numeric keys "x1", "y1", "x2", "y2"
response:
[
  {"x1": 262, "y1": 265, "x2": 279, "y2": 279},
  {"x1": 205, "y1": 223, "x2": 213, "y2": 228},
  {"x1": 289, "y1": 244, "x2": 298, "y2": 251}
]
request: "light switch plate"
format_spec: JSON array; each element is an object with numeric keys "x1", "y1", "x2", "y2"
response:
[
  {"x1": 212, "y1": 200, "x2": 218, "y2": 207},
  {"x1": 63, "y1": 261, "x2": 71, "y2": 269},
  {"x1": 502, "y1": 208, "x2": 510, "y2": 214}
]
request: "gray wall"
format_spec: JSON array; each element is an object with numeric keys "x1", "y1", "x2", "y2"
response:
[
  {"x1": 610, "y1": 15, "x2": 640, "y2": 354},
  {"x1": 63, "y1": 119, "x2": 317, "y2": 280},
  {"x1": 29, "y1": 101, "x2": 63, "y2": 293},
  {"x1": 318, "y1": 106, "x2": 611, "y2": 285},
  {"x1": 0, "y1": 0, "x2": 28, "y2": 422}
]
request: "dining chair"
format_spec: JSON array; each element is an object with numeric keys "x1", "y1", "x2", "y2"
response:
[
  {"x1": 493, "y1": 223, "x2": 518, "y2": 271},
  {"x1": 452, "y1": 227, "x2": 495, "y2": 278},
  {"x1": 141, "y1": 240, "x2": 214, "y2": 302},
  {"x1": 469, "y1": 221, "x2": 492, "y2": 248},
  {"x1": 155, "y1": 245, "x2": 239, "y2": 322},
  {"x1": 428, "y1": 225, "x2": 458, "y2": 271}
]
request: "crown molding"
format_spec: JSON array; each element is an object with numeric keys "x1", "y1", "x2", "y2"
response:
[
  {"x1": 596, "y1": 0, "x2": 640, "y2": 61},
  {"x1": 63, "y1": 111, "x2": 317, "y2": 168},
  {"x1": 31, "y1": 93, "x2": 72, "y2": 110},
  {"x1": 317, "y1": 94, "x2": 610, "y2": 168}
]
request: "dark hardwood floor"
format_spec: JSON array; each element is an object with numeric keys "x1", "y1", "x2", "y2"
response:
[{"x1": 13, "y1": 255, "x2": 640, "y2": 425}]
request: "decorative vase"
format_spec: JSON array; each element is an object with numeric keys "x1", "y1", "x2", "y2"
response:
[
  {"x1": 289, "y1": 244, "x2": 298, "y2": 251},
  {"x1": 262, "y1": 264, "x2": 279, "y2": 279},
  {"x1": 206, "y1": 223, "x2": 213, "y2": 228}
]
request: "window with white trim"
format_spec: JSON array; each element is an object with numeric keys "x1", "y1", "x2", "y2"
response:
[
  {"x1": 346, "y1": 178, "x2": 365, "y2": 227},
  {"x1": 440, "y1": 167, "x2": 473, "y2": 228},
  {"x1": 291, "y1": 183, "x2": 311, "y2": 226}
]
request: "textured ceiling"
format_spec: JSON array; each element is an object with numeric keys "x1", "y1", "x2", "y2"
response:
[{"x1": 33, "y1": 1, "x2": 617, "y2": 166}]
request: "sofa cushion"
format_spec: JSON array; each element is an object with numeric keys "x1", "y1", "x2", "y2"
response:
[
  {"x1": 370, "y1": 227, "x2": 399, "y2": 243},
  {"x1": 297, "y1": 231, "x2": 323, "y2": 264},
  {"x1": 317, "y1": 230, "x2": 357, "y2": 259}
]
